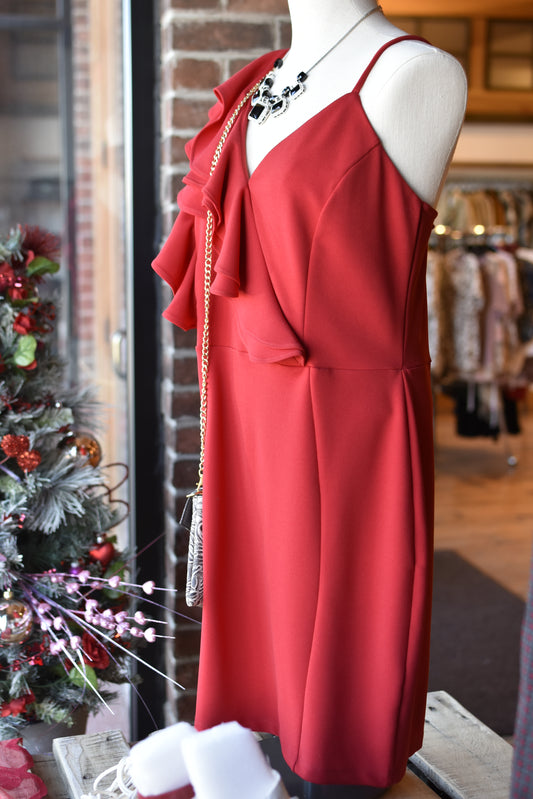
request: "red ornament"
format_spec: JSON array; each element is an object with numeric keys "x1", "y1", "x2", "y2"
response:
[
  {"x1": 16, "y1": 450, "x2": 41, "y2": 473},
  {"x1": 89, "y1": 540, "x2": 116, "y2": 568},
  {"x1": 1, "y1": 435, "x2": 30, "y2": 458},
  {"x1": 12, "y1": 313, "x2": 36, "y2": 336},
  {"x1": 8, "y1": 282, "x2": 29, "y2": 301},
  {"x1": 0, "y1": 263, "x2": 15, "y2": 291},
  {"x1": 0, "y1": 691, "x2": 35, "y2": 718},
  {"x1": 20, "y1": 360, "x2": 37, "y2": 372}
]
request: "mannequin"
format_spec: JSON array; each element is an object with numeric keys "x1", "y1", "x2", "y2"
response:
[
  {"x1": 246, "y1": 3, "x2": 466, "y2": 797},
  {"x1": 154, "y1": 3, "x2": 468, "y2": 796},
  {"x1": 246, "y1": 0, "x2": 467, "y2": 207}
]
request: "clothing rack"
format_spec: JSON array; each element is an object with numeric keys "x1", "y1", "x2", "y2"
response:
[
  {"x1": 433, "y1": 182, "x2": 533, "y2": 248},
  {"x1": 427, "y1": 182, "x2": 533, "y2": 464}
]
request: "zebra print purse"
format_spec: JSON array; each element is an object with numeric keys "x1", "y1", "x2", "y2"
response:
[{"x1": 180, "y1": 487, "x2": 203, "y2": 607}]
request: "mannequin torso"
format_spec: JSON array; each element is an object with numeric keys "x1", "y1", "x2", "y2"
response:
[{"x1": 245, "y1": 0, "x2": 467, "y2": 207}]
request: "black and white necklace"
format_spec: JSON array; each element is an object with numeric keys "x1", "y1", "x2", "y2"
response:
[{"x1": 248, "y1": 4, "x2": 381, "y2": 125}]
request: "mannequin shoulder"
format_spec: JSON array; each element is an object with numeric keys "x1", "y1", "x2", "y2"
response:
[
  {"x1": 360, "y1": 39, "x2": 467, "y2": 115},
  {"x1": 360, "y1": 40, "x2": 467, "y2": 205}
]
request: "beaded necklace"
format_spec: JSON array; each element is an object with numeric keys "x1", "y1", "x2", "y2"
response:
[{"x1": 248, "y1": 4, "x2": 381, "y2": 125}]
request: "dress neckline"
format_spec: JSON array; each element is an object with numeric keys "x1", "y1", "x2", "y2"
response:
[
  {"x1": 240, "y1": 76, "x2": 437, "y2": 218},
  {"x1": 240, "y1": 35, "x2": 437, "y2": 216}
]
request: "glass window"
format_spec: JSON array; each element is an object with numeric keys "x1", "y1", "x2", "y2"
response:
[
  {"x1": 0, "y1": 29, "x2": 60, "y2": 227},
  {"x1": 0, "y1": 2, "x2": 132, "y2": 738}
]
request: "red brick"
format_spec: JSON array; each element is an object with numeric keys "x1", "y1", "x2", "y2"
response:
[
  {"x1": 174, "y1": 625, "x2": 201, "y2": 657},
  {"x1": 166, "y1": 58, "x2": 221, "y2": 91},
  {"x1": 167, "y1": 96, "x2": 213, "y2": 129},
  {"x1": 176, "y1": 691, "x2": 197, "y2": 723},
  {"x1": 173, "y1": 325, "x2": 197, "y2": 350},
  {"x1": 162, "y1": 0, "x2": 219, "y2": 9},
  {"x1": 173, "y1": 355, "x2": 199, "y2": 385},
  {"x1": 171, "y1": 389, "x2": 200, "y2": 418},
  {"x1": 177, "y1": 424, "x2": 200, "y2": 454},
  {"x1": 171, "y1": 20, "x2": 273, "y2": 52},
  {"x1": 175, "y1": 559, "x2": 188, "y2": 594},
  {"x1": 172, "y1": 524, "x2": 190, "y2": 558},
  {"x1": 227, "y1": 0, "x2": 288, "y2": 11},
  {"x1": 175, "y1": 594, "x2": 202, "y2": 625},
  {"x1": 162, "y1": 134, "x2": 190, "y2": 166},
  {"x1": 176, "y1": 660, "x2": 199, "y2": 688},
  {"x1": 229, "y1": 57, "x2": 255, "y2": 76},
  {"x1": 172, "y1": 457, "x2": 200, "y2": 488}
]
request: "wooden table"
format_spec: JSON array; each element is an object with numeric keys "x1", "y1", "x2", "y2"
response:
[{"x1": 37, "y1": 692, "x2": 512, "y2": 799}]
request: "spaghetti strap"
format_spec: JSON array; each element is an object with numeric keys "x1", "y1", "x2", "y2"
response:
[{"x1": 354, "y1": 35, "x2": 429, "y2": 93}]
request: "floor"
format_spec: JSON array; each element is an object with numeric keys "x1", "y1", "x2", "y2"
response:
[{"x1": 434, "y1": 392, "x2": 533, "y2": 602}]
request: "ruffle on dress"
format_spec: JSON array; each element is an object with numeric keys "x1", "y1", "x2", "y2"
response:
[{"x1": 152, "y1": 51, "x2": 305, "y2": 366}]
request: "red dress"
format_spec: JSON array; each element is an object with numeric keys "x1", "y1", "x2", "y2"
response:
[{"x1": 153, "y1": 36, "x2": 436, "y2": 788}]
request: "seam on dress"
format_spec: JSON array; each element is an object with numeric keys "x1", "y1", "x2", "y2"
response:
[
  {"x1": 401, "y1": 203, "x2": 426, "y2": 369},
  {"x1": 292, "y1": 368, "x2": 324, "y2": 772},
  {"x1": 303, "y1": 142, "x2": 382, "y2": 343},
  {"x1": 210, "y1": 344, "x2": 429, "y2": 372},
  {"x1": 387, "y1": 369, "x2": 419, "y2": 785}
]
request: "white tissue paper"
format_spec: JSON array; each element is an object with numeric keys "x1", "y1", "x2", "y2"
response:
[
  {"x1": 181, "y1": 721, "x2": 290, "y2": 799},
  {"x1": 129, "y1": 721, "x2": 198, "y2": 796}
]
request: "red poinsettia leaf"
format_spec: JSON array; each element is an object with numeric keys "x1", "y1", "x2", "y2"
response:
[
  {"x1": 80, "y1": 632, "x2": 110, "y2": 669},
  {"x1": 0, "y1": 740, "x2": 47, "y2": 799},
  {"x1": 12, "y1": 315, "x2": 35, "y2": 336},
  {"x1": 20, "y1": 226, "x2": 60, "y2": 261},
  {"x1": 0, "y1": 739, "x2": 31, "y2": 770}
]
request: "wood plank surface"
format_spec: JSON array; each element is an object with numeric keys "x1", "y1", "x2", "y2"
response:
[
  {"x1": 53, "y1": 729, "x2": 129, "y2": 799},
  {"x1": 384, "y1": 769, "x2": 440, "y2": 797},
  {"x1": 410, "y1": 691, "x2": 513, "y2": 799},
  {"x1": 32, "y1": 754, "x2": 70, "y2": 799}
]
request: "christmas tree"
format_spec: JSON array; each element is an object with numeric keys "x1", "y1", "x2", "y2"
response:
[{"x1": 0, "y1": 225, "x2": 171, "y2": 737}]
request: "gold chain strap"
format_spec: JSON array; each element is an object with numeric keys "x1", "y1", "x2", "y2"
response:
[{"x1": 197, "y1": 81, "x2": 261, "y2": 488}]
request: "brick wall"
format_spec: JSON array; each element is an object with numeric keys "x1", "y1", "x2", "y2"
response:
[{"x1": 158, "y1": 0, "x2": 290, "y2": 724}]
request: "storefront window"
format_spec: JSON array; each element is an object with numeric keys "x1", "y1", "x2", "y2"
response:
[{"x1": 0, "y1": 0, "x2": 131, "y2": 736}]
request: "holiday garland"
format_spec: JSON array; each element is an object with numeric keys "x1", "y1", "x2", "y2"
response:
[{"x1": 0, "y1": 226, "x2": 177, "y2": 738}]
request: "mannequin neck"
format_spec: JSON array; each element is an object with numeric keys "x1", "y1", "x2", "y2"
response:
[{"x1": 287, "y1": 0, "x2": 381, "y2": 56}]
